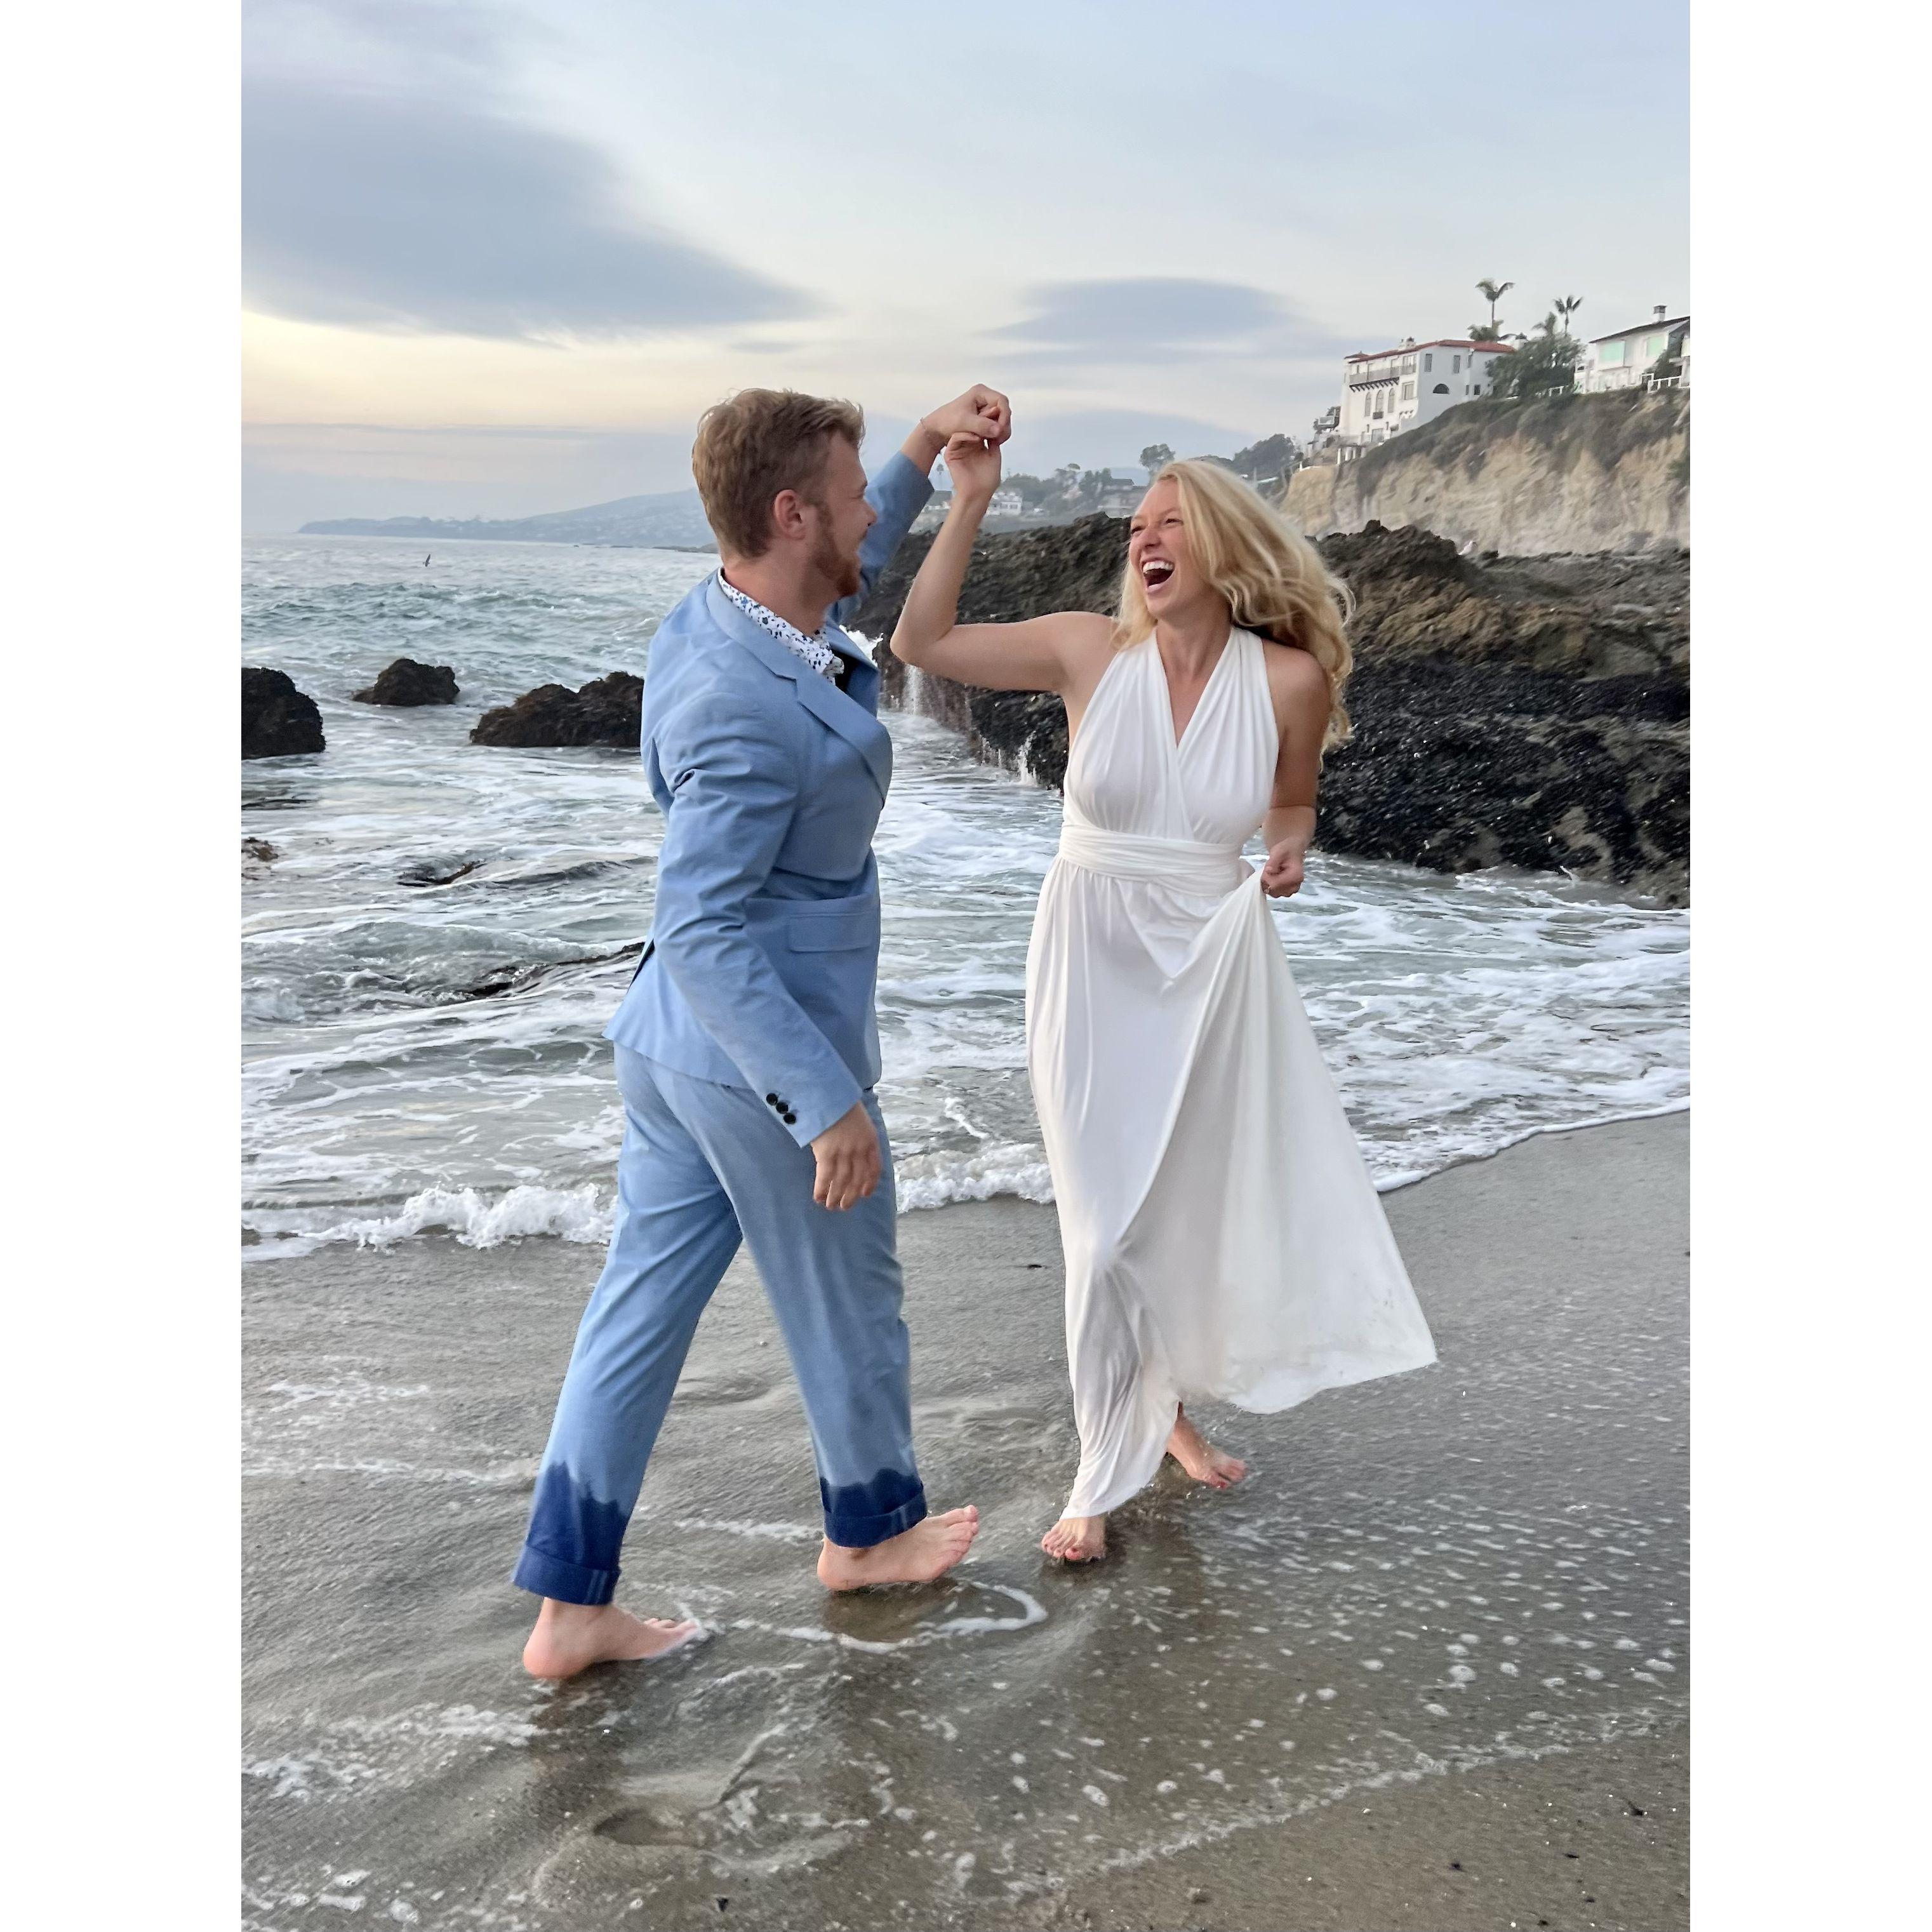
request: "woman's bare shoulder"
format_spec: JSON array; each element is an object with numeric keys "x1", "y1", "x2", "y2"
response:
[
  {"x1": 1256, "y1": 636, "x2": 1329, "y2": 697},
  {"x1": 1041, "y1": 610, "x2": 1119, "y2": 665}
]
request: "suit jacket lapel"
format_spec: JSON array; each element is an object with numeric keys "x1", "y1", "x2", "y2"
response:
[
  {"x1": 827, "y1": 623, "x2": 880, "y2": 716},
  {"x1": 705, "y1": 578, "x2": 892, "y2": 799}
]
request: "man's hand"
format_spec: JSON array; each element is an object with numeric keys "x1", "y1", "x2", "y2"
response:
[
  {"x1": 942, "y1": 430, "x2": 1001, "y2": 507},
  {"x1": 1261, "y1": 838, "x2": 1307, "y2": 898},
  {"x1": 905, "y1": 385, "x2": 1011, "y2": 469},
  {"x1": 811, "y1": 1100, "x2": 882, "y2": 1211}
]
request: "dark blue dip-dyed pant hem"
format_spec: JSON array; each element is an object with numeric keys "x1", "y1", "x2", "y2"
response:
[{"x1": 511, "y1": 1051, "x2": 926, "y2": 1604}]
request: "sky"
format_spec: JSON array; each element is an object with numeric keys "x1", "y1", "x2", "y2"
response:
[{"x1": 242, "y1": 0, "x2": 1688, "y2": 531}]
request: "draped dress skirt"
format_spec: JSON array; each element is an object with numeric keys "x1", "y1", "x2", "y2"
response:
[{"x1": 1025, "y1": 629, "x2": 1437, "y2": 1520}]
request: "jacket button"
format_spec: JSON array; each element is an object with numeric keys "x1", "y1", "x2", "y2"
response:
[
  {"x1": 765, "y1": 1093, "x2": 779, "y2": 1106},
  {"x1": 783, "y1": 1112, "x2": 797, "y2": 1125}
]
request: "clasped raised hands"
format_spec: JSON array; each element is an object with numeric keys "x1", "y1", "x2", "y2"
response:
[
  {"x1": 942, "y1": 429, "x2": 1003, "y2": 504},
  {"x1": 922, "y1": 383, "x2": 1012, "y2": 450}
]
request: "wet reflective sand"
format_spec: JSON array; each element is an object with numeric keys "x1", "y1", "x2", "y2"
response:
[{"x1": 243, "y1": 1114, "x2": 1686, "y2": 1931}]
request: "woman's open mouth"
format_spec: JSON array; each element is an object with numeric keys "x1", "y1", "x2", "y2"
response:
[{"x1": 1141, "y1": 558, "x2": 1175, "y2": 591}]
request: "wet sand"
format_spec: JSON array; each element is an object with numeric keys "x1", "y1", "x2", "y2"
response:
[{"x1": 243, "y1": 1111, "x2": 1686, "y2": 1931}]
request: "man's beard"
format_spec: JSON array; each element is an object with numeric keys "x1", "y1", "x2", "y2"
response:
[{"x1": 809, "y1": 513, "x2": 862, "y2": 603}]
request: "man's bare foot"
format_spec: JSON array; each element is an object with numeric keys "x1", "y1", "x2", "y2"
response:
[
  {"x1": 522, "y1": 1601, "x2": 705, "y2": 1681},
  {"x1": 816, "y1": 1507, "x2": 980, "y2": 1590},
  {"x1": 1167, "y1": 1407, "x2": 1248, "y2": 1489},
  {"x1": 1041, "y1": 1514, "x2": 1107, "y2": 1562}
]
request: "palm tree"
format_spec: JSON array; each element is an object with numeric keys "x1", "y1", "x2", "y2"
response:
[
  {"x1": 1468, "y1": 322, "x2": 1503, "y2": 343},
  {"x1": 1553, "y1": 295, "x2": 1583, "y2": 334},
  {"x1": 1476, "y1": 279, "x2": 1514, "y2": 330}
]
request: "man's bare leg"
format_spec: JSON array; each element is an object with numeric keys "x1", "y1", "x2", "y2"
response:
[
  {"x1": 1166, "y1": 1403, "x2": 1248, "y2": 1488},
  {"x1": 522, "y1": 1602, "x2": 705, "y2": 1681},
  {"x1": 817, "y1": 1505, "x2": 980, "y2": 1589},
  {"x1": 1040, "y1": 1513, "x2": 1106, "y2": 1561}
]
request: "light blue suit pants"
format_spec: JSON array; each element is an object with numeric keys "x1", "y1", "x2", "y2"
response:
[{"x1": 511, "y1": 1048, "x2": 924, "y2": 1604}]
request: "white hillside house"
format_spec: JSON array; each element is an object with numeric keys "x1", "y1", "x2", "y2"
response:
[
  {"x1": 1578, "y1": 307, "x2": 1689, "y2": 393},
  {"x1": 1336, "y1": 338, "x2": 1514, "y2": 448},
  {"x1": 987, "y1": 488, "x2": 1025, "y2": 517}
]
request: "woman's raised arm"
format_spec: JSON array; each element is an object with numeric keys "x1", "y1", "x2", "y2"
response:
[{"x1": 890, "y1": 434, "x2": 1108, "y2": 693}]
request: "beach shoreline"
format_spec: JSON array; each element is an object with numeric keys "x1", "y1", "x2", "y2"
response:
[{"x1": 244, "y1": 1111, "x2": 1687, "y2": 1931}]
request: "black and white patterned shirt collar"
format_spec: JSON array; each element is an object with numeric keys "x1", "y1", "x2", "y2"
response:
[{"x1": 717, "y1": 573, "x2": 843, "y2": 683}]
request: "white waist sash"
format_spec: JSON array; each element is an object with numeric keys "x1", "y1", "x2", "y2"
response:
[{"x1": 1056, "y1": 820, "x2": 1252, "y2": 896}]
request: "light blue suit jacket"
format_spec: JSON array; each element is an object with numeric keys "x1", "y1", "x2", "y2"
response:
[{"x1": 605, "y1": 450, "x2": 932, "y2": 1146}]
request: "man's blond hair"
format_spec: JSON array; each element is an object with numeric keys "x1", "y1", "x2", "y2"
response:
[{"x1": 691, "y1": 388, "x2": 866, "y2": 559}]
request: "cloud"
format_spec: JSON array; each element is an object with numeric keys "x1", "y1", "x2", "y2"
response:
[
  {"x1": 989, "y1": 277, "x2": 1349, "y2": 368},
  {"x1": 247, "y1": 0, "x2": 506, "y2": 91},
  {"x1": 243, "y1": 28, "x2": 811, "y2": 340}
]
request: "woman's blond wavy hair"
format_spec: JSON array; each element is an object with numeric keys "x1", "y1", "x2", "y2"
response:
[{"x1": 1114, "y1": 458, "x2": 1356, "y2": 748}]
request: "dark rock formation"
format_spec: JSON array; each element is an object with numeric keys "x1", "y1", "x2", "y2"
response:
[
  {"x1": 242, "y1": 667, "x2": 325, "y2": 758},
  {"x1": 1317, "y1": 667, "x2": 1687, "y2": 891},
  {"x1": 470, "y1": 672, "x2": 643, "y2": 749},
  {"x1": 1321, "y1": 523, "x2": 1687, "y2": 680},
  {"x1": 851, "y1": 518, "x2": 1689, "y2": 902},
  {"x1": 861, "y1": 512, "x2": 1131, "y2": 632},
  {"x1": 452, "y1": 940, "x2": 646, "y2": 1003},
  {"x1": 354, "y1": 658, "x2": 459, "y2": 705},
  {"x1": 397, "y1": 859, "x2": 481, "y2": 888}
]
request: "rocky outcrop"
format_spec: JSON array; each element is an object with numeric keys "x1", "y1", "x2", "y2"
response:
[
  {"x1": 1285, "y1": 390, "x2": 1689, "y2": 555},
  {"x1": 354, "y1": 658, "x2": 459, "y2": 705},
  {"x1": 1317, "y1": 666, "x2": 1686, "y2": 891},
  {"x1": 851, "y1": 518, "x2": 1689, "y2": 902},
  {"x1": 470, "y1": 672, "x2": 643, "y2": 748},
  {"x1": 869, "y1": 512, "x2": 1131, "y2": 630},
  {"x1": 242, "y1": 667, "x2": 325, "y2": 757}
]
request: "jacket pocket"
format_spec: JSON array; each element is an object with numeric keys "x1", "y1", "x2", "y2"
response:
[
  {"x1": 787, "y1": 914, "x2": 874, "y2": 952},
  {"x1": 783, "y1": 902, "x2": 877, "y2": 952}
]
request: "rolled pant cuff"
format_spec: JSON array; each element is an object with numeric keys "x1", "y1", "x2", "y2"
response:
[
  {"x1": 512, "y1": 1543, "x2": 618, "y2": 1605},
  {"x1": 824, "y1": 1485, "x2": 928, "y2": 1549}
]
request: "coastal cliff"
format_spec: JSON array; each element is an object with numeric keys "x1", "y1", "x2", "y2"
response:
[
  {"x1": 851, "y1": 517, "x2": 1688, "y2": 903},
  {"x1": 1284, "y1": 390, "x2": 1689, "y2": 555}
]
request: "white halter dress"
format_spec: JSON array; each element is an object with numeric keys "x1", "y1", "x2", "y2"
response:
[{"x1": 1025, "y1": 629, "x2": 1437, "y2": 1520}]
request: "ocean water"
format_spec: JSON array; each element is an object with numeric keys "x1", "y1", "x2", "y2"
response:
[{"x1": 242, "y1": 535, "x2": 1688, "y2": 1255}]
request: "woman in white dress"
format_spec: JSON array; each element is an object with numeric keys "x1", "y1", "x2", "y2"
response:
[{"x1": 893, "y1": 439, "x2": 1437, "y2": 1562}]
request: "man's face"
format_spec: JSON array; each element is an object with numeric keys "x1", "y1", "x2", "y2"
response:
[{"x1": 803, "y1": 436, "x2": 876, "y2": 603}]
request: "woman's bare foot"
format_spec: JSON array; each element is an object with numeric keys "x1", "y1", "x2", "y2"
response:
[
  {"x1": 1041, "y1": 1514, "x2": 1107, "y2": 1561},
  {"x1": 816, "y1": 1506, "x2": 980, "y2": 1590},
  {"x1": 1166, "y1": 1406, "x2": 1248, "y2": 1489},
  {"x1": 522, "y1": 1601, "x2": 705, "y2": 1681}
]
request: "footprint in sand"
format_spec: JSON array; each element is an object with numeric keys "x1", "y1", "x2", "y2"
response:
[{"x1": 670, "y1": 1373, "x2": 775, "y2": 1409}]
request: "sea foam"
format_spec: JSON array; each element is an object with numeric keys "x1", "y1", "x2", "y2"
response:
[{"x1": 253, "y1": 1182, "x2": 613, "y2": 1255}]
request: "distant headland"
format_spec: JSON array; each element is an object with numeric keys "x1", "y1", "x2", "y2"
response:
[{"x1": 299, "y1": 487, "x2": 717, "y2": 550}]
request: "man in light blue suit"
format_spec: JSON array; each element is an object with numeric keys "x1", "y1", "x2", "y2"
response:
[{"x1": 517, "y1": 384, "x2": 1011, "y2": 1679}]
